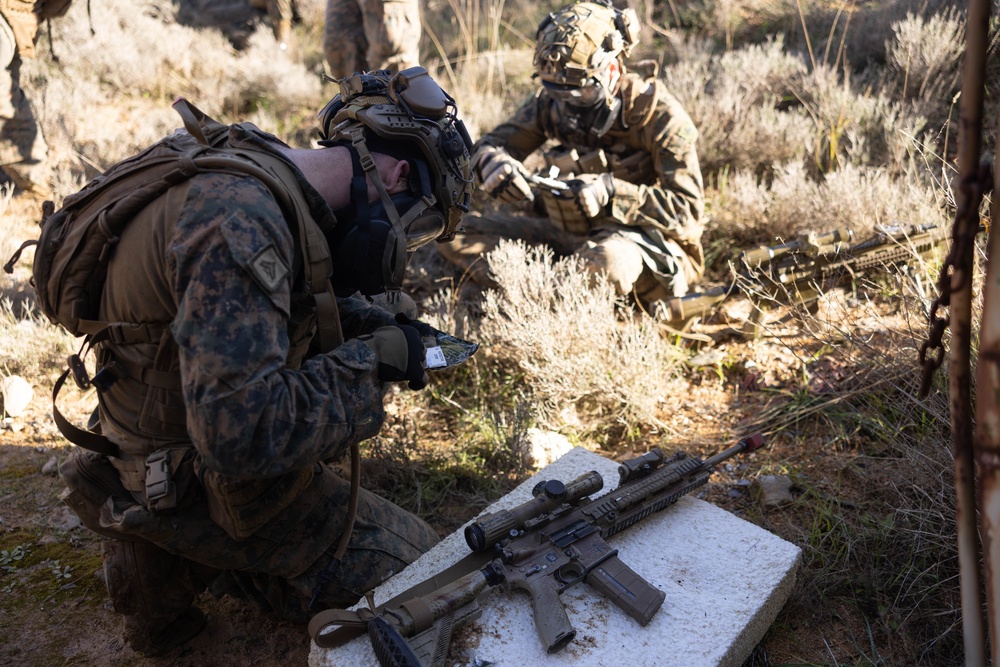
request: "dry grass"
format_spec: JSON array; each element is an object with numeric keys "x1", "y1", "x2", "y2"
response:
[
  {"x1": 478, "y1": 240, "x2": 686, "y2": 428},
  {"x1": 0, "y1": 0, "x2": 992, "y2": 664}
]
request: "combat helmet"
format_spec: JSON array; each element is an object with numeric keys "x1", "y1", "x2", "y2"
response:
[
  {"x1": 316, "y1": 67, "x2": 474, "y2": 295},
  {"x1": 534, "y1": 0, "x2": 639, "y2": 98}
]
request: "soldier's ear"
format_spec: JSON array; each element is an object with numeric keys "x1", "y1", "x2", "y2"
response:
[{"x1": 385, "y1": 159, "x2": 411, "y2": 195}]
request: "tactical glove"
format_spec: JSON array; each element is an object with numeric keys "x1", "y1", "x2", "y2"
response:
[
  {"x1": 474, "y1": 146, "x2": 534, "y2": 203},
  {"x1": 570, "y1": 173, "x2": 616, "y2": 219},
  {"x1": 394, "y1": 312, "x2": 436, "y2": 338},
  {"x1": 394, "y1": 312, "x2": 439, "y2": 348},
  {"x1": 359, "y1": 325, "x2": 429, "y2": 390}
]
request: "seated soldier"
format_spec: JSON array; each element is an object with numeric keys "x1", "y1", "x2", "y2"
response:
[{"x1": 438, "y1": 0, "x2": 705, "y2": 308}]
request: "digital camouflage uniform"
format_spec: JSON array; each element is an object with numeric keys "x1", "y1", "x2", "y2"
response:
[
  {"x1": 440, "y1": 72, "x2": 705, "y2": 302},
  {"x1": 59, "y1": 124, "x2": 439, "y2": 650},
  {"x1": 324, "y1": 0, "x2": 420, "y2": 79},
  {"x1": 0, "y1": 0, "x2": 70, "y2": 196}
]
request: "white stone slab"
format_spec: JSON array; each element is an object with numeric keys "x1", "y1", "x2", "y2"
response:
[{"x1": 310, "y1": 446, "x2": 801, "y2": 667}]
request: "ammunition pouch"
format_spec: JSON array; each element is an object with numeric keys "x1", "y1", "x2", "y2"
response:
[
  {"x1": 195, "y1": 461, "x2": 316, "y2": 541},
  {"x1": 539, "y1": 188, "x2": 592, "y2": 235},
  {"x1": 543, "y1": 147, "x2": 608, "y2": 178},
  {"x1": 542, "y1": 146, "x2": 653, "y2": 186}
]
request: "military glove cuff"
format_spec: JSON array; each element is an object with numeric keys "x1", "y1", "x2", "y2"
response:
[{"x1": 360, "y1": 325, "x2": 429, "y2": 390}]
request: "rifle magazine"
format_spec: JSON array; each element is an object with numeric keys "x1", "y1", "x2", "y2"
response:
[{"x1": 585, "y1": 554, "x2": 665, "y2": 625}]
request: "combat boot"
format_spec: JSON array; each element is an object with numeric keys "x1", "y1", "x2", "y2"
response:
[{"x1": 102, "y1": 539, "x2": 207, "y2": 656}]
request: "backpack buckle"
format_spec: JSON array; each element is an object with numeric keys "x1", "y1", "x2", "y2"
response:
[{"x1": 145, "y1": 449, "x2": 177, "y2": 511}]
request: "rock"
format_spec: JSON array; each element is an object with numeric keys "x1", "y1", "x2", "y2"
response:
[
  {"x1": 49, "y1": 507, "x2": 83, "y2": 532},
  {"x1": 41, "y1": 456, "x2": 59, "y2": 476},
  {"x1": 0, "y1": 375, "x2": 33, "y2": 418},
  {"x1": 750, "y1": 475, "x2": 795, "y2": 507},
  {"x1": 524, "y1": 428, "x2": 574, "y2": 469},
  {"x1": 688, "y1": 348, "x2": 726, "y2": 367}
]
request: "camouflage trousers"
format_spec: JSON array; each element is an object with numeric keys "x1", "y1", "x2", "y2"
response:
[
  {"x1": 437, "y1": 211, "x2": 700, "y2": 304},
  {"x1": 323, "y1": 0, "x2": 421, "y2": 78},
  {"x1": 63, "y1": 448, "x2": 438, "y2": 648},
  {"x1": 0, "y1": 13, "x2": 48, "y2": 196}
]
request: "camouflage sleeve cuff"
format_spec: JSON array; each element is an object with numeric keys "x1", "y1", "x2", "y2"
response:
[
  {"x1": 609, "y1": 178, "x2": 645, "y2": 225},
  {"x1": 337, "y1": 296, "x2": 398, "y2": 338}
]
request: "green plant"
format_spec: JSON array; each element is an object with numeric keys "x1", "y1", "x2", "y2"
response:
[{"x1": 0, "y1": 545, "x2": 30, "y2": 572}]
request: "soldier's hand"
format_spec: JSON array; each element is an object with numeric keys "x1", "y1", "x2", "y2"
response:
[
  {"x1": 570, "y1": 173, "x2": 615, "y2": 219},
  {"x1": 359, "y1": 325, "x2": 429, "y2": 390},
  {"x1": 394, "y1": 312, "x2": 440, "y2": 347},
  {"x1": 474, "y1": 146, "x2": 534, "y2": 203}
]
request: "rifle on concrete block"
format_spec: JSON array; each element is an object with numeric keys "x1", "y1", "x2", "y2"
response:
[
  {"x1": 664, "y1": 222, "x2": 977, "y2": 327},
  {"x1": 308, "y1": 434, "x2": 766, "y2": 666}
]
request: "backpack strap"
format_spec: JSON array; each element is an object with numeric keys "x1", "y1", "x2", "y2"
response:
[{"x1": 172, "y1": 98, "x2": 232, "y2": 147}]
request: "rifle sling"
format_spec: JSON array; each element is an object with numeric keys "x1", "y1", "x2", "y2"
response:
[{"x1": 308, "y1": 547, "x2": 496, "y2": 648}]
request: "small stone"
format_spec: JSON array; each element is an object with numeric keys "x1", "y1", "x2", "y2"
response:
[
  {"x1": 49, "y1": 507, "x2": 83, "y2": 532},
  {"x1": 41, "y1": 456, "x2": 59, "y2": 476},
  {"x1": 750, "y1": 475, "x2": 795, "y2": 507},
  {"x1": 688, "y1": 348, "x2": 726, "y2": 367},
  {"x1": 525, "y1": 429, "x2": 574, "y2": 469},
  {"x1": 0, "y1": 375, "x2": 33, "y2": 418}
]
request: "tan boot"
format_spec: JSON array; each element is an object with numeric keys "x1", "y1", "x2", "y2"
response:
[{"x1": 275, "y1": 19, "x2": 292, "y2": 45}]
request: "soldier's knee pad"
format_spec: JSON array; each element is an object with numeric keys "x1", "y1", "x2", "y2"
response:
[{"x1": 578, "y1": 236, "x2": 645, "y2": 295}]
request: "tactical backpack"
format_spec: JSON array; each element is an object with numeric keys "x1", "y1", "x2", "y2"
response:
[{"x1": 4, "y1": 98, "x2": 342, "y2": 456}]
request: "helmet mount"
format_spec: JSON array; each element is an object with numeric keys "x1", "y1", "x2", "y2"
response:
[{"x1": 317, "y1": 68, "x2": 474, "y2": 296}]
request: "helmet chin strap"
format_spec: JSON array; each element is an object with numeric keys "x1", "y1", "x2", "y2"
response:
[{"x1": 344, "y1": 126, "x2": 438, "y2": 296}]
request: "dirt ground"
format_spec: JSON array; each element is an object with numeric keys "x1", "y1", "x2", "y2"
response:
[
  {"x1": 0, "y1": 192, "x2": 956, "y2": 667},
  {"x1": 0, "y1": 345, "x2": 926, "y2": 667}
]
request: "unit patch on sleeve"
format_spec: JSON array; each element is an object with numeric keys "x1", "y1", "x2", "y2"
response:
[{"x1": 250, "y1": 245, "x2": 290, "y2": 293}]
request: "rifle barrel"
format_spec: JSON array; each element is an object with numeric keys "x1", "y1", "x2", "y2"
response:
[{"x1": 702, "y1": 433, "x2": 766, "y2": 469}]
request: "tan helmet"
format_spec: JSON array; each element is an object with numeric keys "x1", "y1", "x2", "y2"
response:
[
  {"x1": 534, "y1": 1, "x2": 639, "y2": 90},
  {"x1": 317, "y1": 67, "x2": 474, "y2": 246}
]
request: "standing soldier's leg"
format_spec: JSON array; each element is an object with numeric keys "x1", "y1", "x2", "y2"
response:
[
  {"x1": 0, "y1": 16, "x2": 48, "y2": 198},
  {"x1": 361, "y1": 0, "x2": 421, "y2": 73},
  {"x1": 266, "y1": 0, "x2": 294, "y2": 44},
  {"x1": 325, "y1": 0, "x2": 369, "y2": 78}
]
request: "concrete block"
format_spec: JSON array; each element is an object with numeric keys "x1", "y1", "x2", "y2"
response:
[{"x1": 309, "y1": 446, "x2": 801, "y2": 667}]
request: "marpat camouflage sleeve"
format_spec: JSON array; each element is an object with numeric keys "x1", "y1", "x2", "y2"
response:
[
  {"x1": 167, "y1": 174, "x2": 387, "y2": 479},
  {"x1": 337, "y1": 295, "x2": 397, "y2": 338},
  {"x1": 608, "y1": 84, "x2": 705, "y2": 256},
  {"x1": 474, "y1": 91, "x2": 548, "y2": 162}
]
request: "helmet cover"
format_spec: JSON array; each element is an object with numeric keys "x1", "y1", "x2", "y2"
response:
[
  {"x1": 317, "y1": 67, "x2": 474, "y2": 243},
  {"x1": 534, "y1": 1, "x2": 639, "y2": 90}
]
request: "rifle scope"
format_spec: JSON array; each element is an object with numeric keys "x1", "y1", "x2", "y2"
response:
[
  {"x1": 741, "y1": 228, "x2": 853, "y2": 267},
  {"x1": 465, "y1": 471, "x2": 603, "y2": 552}
]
